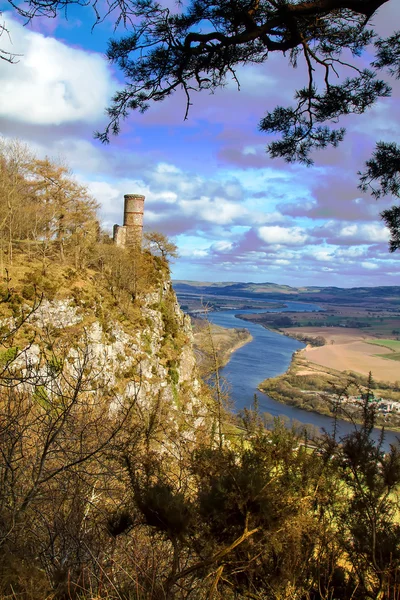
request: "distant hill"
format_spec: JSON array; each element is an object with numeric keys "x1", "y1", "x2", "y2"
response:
[{"x1": 173, "y1": 281, "x2": 400, "y2": 306}]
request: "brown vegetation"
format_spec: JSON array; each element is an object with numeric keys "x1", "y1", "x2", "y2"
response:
[{"x1": 192, "y1": 317, "x2": 252, "y2": 374}]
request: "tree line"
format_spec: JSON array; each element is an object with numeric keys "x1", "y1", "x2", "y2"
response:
[{"x1": 0, "y1": 138, "x2": 99, "y2": 270}]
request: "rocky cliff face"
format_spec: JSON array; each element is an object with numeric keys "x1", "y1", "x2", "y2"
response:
[{"x1": 5, "y1": 273, "x2": 207, "y2": 439}]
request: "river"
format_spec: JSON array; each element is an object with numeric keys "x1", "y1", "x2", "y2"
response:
[{"x1": 206, "y1": 302, "x2": 400, "y2": 449}]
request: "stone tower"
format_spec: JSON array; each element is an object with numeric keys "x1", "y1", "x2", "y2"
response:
[{"x1": 113, "y1": 194, "x2": 145, "y2": 247}]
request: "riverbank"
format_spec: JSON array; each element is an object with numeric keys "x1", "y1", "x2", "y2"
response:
[
  {"x1": 219, "y1": 332, "x2": 253, "y2": 367},
  {"x1": 192, "y1": 318, "x2": 253, "y2": 375},
  {"x1": 259, "y1": 352, "x2": 400, "y2": 431}
]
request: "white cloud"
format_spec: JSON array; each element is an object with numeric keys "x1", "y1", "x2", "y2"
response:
[
  {"x1": 361, "y1": 261, "x2": 380, "y2": 270},
  {"x1": 87, "y1": 181, "x2": 121, "y2": 211},
  {"x1": 350, "y1": 101, "x2": 400, "y2": 140},
  {"x1": 338, "y1": 223, "x2": 390, "y2": 243},
  {"x1": 250, "y1": 211, "x2": 287, "y2": 225},
  {"x1": 258, "y1": 225, "x2": 308, "y2": 245},
  {"x1": 310, "y1": 249, "x2": 332, "y2": 262},
  {"x1": 180, "y1": 197, "x2": 246, "y2": 225},
  {"x1": 179, "y1": 247, "x2": 208, "y2": 258},
  {"x1": 336, "y1": 247, "x2": 367, "y2": 258},
  {"x1": 212, "y1": 241, "x2": 234, "y2": 253},
  {"x1": 339, "y1": 224, "x2": 357, "y2": 237},
  {"x1": 156, "y1": 163, "x2": 182, "y2": 174},
  {"x1": 0, "y1": 15, "x2": 115, "y2": 125},
  {"x1": 243, "y1": 146, "x2": 257, "y2": 155}
]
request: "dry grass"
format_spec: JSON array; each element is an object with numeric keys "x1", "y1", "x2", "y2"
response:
[{"x1": 193, "y1": 321, "x2": 252, "y2": 370}]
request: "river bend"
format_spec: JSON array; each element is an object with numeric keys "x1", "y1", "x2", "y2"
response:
[{"x1": 206, "y1": 303, "x2": 399, "y2": 449}]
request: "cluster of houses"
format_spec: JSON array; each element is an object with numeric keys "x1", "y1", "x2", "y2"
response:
[{"x1": 344, "y1": 394, "x2": 400, "y2": 414}]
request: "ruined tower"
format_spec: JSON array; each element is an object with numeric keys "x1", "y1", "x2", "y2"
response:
[{"x1": 113, "y1": 194, "x2": 145, "y2": 247}]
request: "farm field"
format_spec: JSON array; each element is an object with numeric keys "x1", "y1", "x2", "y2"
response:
[
  {"x1": 366, "y1": 339, "x2": 400, "y2": 362},
  {"x1": 368, "y1": 339, "x2": 400, "y2": 350},
  {"x1": 238, "y1": 305, "x2": 400, "y2": 338},
  {"x1": 285, "y1": 327, "x2": 400, "y2": 384},
  {"x1": 259, "y1": 353, "x2": 400, "y2": 429}
]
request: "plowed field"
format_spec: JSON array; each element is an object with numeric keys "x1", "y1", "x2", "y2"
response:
[{"x1": 285, "y1": 327, "x2": 400, "y2": 384}]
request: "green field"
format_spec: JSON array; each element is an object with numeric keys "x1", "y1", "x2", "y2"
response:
[
  {"x1": 367, "y1": 339, "x2": 400, "y2": 351},
  {"x1": 380, "y1": 353, "x2": 400, "y2": 361},
  {"x1": 368, "y1": 339, "x2": 400, "y2": 362}
]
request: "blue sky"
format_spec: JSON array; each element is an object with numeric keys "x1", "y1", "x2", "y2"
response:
[{"x1": 0, "y1": 1, "x2": 399, "y2": 286}]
